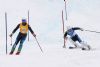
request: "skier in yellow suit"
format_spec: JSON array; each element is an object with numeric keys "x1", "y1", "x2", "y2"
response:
[{"x1": 9, "y1": 19, "x2": 36, "y2": 55}]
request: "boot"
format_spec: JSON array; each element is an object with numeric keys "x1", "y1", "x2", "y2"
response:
[
  {"x1": 9, "y1": 51, "x2": 14, "y2": 55},
  {"x1": 82, "y1": 47, "x2": 86, "y2": 50},
  {"x1": 9, "y1": 44, "x2": 17, "y2": 55},
  {"x1": 87, "y1": 45, "x2": 91, "y2": 50},
  {"x1": 16, "y1": 51, "x2": 20, "y2": 55}
]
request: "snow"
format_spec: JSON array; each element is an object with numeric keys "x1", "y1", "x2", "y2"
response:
[{"x1": 0, "y1": 0, "x2": 100, "y2": 67}]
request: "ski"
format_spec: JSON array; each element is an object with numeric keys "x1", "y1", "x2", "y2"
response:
[
  {"x1": 69, "y1": 46, "x2": 91, "y2": 50},
  {"x1": 5, "y1": 12, "x2": 8, "y2": 54},
  {"x1": 69, "y1": 46, "x2": 77, "y2": 49}
]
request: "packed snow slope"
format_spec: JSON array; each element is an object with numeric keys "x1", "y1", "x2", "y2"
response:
[{"x1": 0, "y1": 0, "x2": 100, "y2": 67}]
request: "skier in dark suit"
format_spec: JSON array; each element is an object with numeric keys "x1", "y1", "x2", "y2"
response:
[{"x1": 64, "y1": 26, "x2": 91, "y2": 50}]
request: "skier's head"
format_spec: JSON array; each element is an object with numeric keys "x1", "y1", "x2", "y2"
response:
[
  {"x1": 22, "y1": 19, "x2": 27, "y2": 23},
  {"x1": 22, "y1": 19, "x2": 27, "y2": 26},
  {"x1": 66, "y1": 26, "x2": 71, "y2": 30}
]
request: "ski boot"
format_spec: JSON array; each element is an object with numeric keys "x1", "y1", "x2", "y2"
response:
[
  {"x1": 9, "y1": 51, "x2": 14, "y2": 55},
  {"x1": 81, "y1": 47, "x2": 86, "y2": 50},
  {"x1": 16, "y1": 51, "x2": 20, "y2": 55},
  {"x1": 69, "y1": 46, "x2": 77, "y2": 49},
  {"x1": 87, "y1": 45, "x2": 91, "y2": 50},
  {"x1": 82, "y1": 45, "x2": 91, "y2": 50}
]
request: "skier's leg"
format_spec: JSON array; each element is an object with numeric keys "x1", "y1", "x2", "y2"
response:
[
  {"x1": 68, "y1": 37, "x2": 78, "y2": 48},
  {"x1": 73, "y1": 35, "x2": 91, "y2": 50},
  {"x1": 9, "y1": 39, "x2": 20, "y2": 54},
  {"x1": 16, "y1": 42, "x2": 23, "y2": 55},
  {"x1": 80, "y1": 41, "x2": 91, "y2": 50},
  {"x1": 16, "y1": 35, "x2": 27, "y2": 55},
  {"x1": 9, "y1": 43, "x2": 16, "y2": 54},
  {"x1": 9, "y1": 33, "x2": 21, "y2": 55}
]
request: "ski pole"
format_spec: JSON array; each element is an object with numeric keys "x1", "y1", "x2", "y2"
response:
[
  {"x1": 10, "y1": 37, "x2": 12, "y2": 46},
  {"x1": 84, "y1": 30, "x2": 100, "y2": 33},
  {"x1": 34, "y1": 37, "x2": 43, "y2": 53}
]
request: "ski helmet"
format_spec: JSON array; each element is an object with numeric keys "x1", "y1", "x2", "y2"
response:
[
  {"x1": 66, "y1": 26, "x2": 71, "y2": 30},
  {"x1": 22, "y1": 19, "x2": 27, "y2": 23}
]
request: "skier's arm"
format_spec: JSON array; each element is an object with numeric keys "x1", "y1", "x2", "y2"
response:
[
  {"x1": 72, "y1": 27, "x2": 83, "y2": 31},
  {"x1": 64, "y1": 31, "x2": 68, "y2": 41},
  {"x1": 64, "y1": 31, "x2": 68, "y2": 38},
  {"x1": 10, "y1": 24, "x2": 20, "y2": 37},
  {"x1": 28, "y1": 25, "x2": 36, "y2": 37},
  {"x1": 12, "y1": 24, "x2": 20, "y2": 33}
]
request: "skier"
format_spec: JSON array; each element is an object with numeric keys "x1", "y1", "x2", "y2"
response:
[
  {"x1": 9, "y1": 19, "x2": 36, "y2": 55},
  {"x1": 64, "y1": 26, "x2": 91, "y2": 50}
]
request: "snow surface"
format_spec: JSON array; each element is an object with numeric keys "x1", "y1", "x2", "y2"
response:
[{"x1": 0, "y1": 0, "x2": 100, "y2": 67}]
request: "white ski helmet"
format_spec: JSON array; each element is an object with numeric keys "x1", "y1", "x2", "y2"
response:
[{"x1": 66, "y1": 26, "x2": 71, "y2": 30}]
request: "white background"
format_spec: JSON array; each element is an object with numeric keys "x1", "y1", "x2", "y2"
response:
[{"x1": 0, "y1": 0, "x2": 100, "y2": 67}]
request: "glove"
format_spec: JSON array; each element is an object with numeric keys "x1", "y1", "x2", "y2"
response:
[
  {"x1": 80, "y1": 28, "x2": 84, "y2": 31},
  {"x1": 9, "y1": 33, "x2": 13, "y2": 37}
]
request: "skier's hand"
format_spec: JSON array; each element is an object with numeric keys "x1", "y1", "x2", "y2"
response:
[
  {"x1": 9, "y1": 33, "x2": 13, "y2": 37},
  {"x1": 33, "y1": 33, "x2": 36, "y2": 37}
]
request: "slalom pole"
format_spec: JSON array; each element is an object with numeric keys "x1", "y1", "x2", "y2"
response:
[
  {"x1": 62, "y1": 10, "x2": 66, "y2": 48},
  {"x1": 84, "y1": 30, "x2": 100, "y2": 33},
  {"x1": 28, "y1": 10, "x2": 30, "y2": 41},
  {"x1": 62, "y1": 10, "x2": 64, "y2": 34},
  {"x1": 34, "y1": 37, "x2": 43, "y2": 53},
  {"x1": 64, "y1": 0, "x2": 67, "y2": 20},
  {"x1": 5, "y1": 12, "x2": 8, "y2": 54}
]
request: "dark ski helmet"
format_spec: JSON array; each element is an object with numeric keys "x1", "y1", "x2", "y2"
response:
[{"x1": 22, "y1": 19, "x2": 27, "y2": 23}]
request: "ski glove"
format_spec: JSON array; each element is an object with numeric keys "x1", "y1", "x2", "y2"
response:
[
  {"x1": 9, "y1": 33, "x2": 13, "y2": 37},
  {"x1": 80, "y1": 28, "x2": 84, "y2": 31}
]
